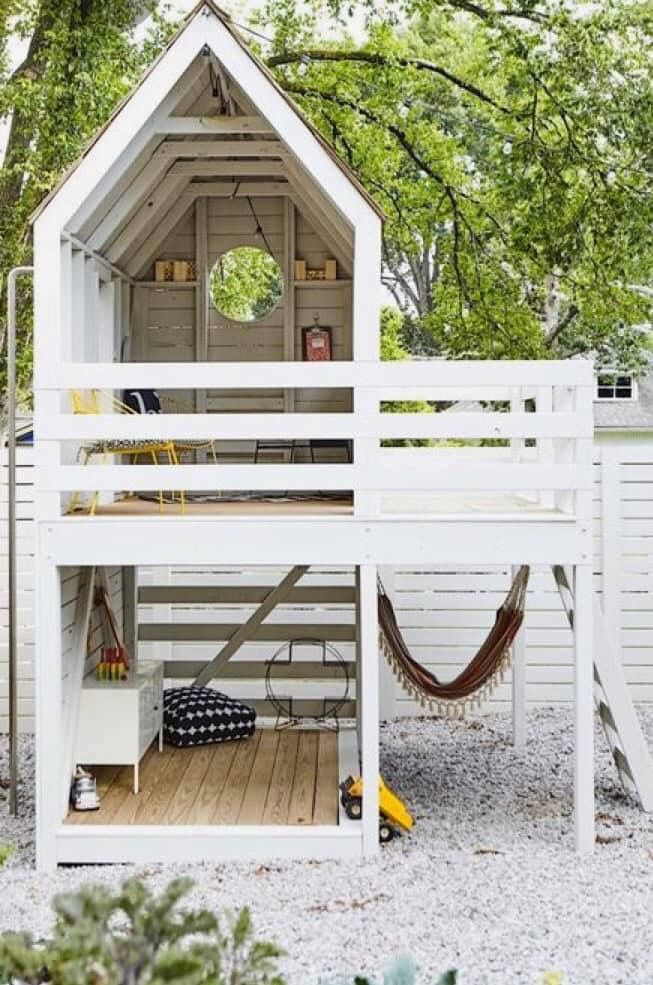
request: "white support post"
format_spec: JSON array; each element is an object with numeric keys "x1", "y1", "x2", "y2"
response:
[
  {"x1": 511, "y1": 564, "x2": 527, "y2": 749},
  {"x1": 378, "y1": 565, "x2": 397, "y2": 720},
  {"x1": 599, "y1": 444, "x2": 621, "y2": 654},
  {"x1": 283, "y1": 198, "x2": 296, "y2": 414},
  {"x1": 359, "y1": 563, "x2": 380, "y2": 857},
  {"x1": 536, "y1": 385, "x2": 555, "y2": 509},
  {"x1": 352, "y1": 216, "x2": 381, "y2": 518},
  {"x1": 195, "y1": 197, "x2": 209, "y2": 435},
  {"x1": 574, "y1": 563, "x2": 595, "y2": 854},
  {"x1": 35, "y1": 557, "x2": 62, "y2": 871}
]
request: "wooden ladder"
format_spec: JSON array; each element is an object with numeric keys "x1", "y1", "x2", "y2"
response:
[{"x1": 553, "y1": 565, "x2": 653, "y2": 811}]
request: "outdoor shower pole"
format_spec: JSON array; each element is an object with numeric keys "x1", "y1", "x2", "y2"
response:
[{"x1": 6, "y1": 266, "x2": 33, "y2": 815}]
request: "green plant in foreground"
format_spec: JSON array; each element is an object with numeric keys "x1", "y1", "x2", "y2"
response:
[
  {"x1": 330, "y1": 954, "x2": 456, "y2": 985},
  {"x1": 0, "y1": 843, "x2": 14, "y2": 867},
  {"x1": 0, "y1": 876, "x2": 284, "y2": 985}
]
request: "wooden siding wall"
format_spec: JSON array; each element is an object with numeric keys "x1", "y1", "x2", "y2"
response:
[
  {"x1": 5, "y1": 438, "x2": 653, "y2": 731},
  {"x1": 130, "y1": 197, "x2": 353, "y2": 463}
]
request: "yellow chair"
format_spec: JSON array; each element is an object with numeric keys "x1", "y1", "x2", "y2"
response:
[{"x1": 69, "y1": 389, "x2": 183, "y2": 515}]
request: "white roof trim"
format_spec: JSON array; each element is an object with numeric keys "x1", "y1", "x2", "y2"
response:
[{"x1": 34, "y1": 3, "x2": 380, "y2": 235}]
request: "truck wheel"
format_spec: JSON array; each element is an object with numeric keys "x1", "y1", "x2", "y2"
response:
[
  {"x1": 345, "y1": 799, "x2": 362, "y2": 820},
  {"x1": 379, "y1": 821, "x2": 395, "y2": 844}
]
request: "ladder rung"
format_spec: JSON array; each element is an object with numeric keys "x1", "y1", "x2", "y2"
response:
[
  {"x1": 598, "y1": 700, "x2": 617, "y2": 733},
  {"x1": 613, "y1": 746, "x2": 634, "y2": 783}
]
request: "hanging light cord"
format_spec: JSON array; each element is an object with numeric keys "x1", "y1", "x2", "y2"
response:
[{"x1": 246, "y1": 195, "x2": 275, "y2": 256}]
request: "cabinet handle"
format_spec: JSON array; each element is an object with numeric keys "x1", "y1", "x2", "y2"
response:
[{"x1": 153, "y1": 705, "x2": 159, "y2": 711}]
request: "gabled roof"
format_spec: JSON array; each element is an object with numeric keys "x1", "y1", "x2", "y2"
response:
[{"x1": 31, "y1": 0, "x2": 383, "y2": 224}]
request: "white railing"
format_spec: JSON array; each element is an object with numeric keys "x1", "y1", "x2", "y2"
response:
[{"x1": 34, "y1": 359, "x2": 594, "y2": 519}]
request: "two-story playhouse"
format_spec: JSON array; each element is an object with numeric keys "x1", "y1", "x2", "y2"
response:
[{"x1": 31, "y1": 0, "x2": 645, "y2": 870}]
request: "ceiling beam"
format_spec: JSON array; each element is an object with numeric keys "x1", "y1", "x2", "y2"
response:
[
  {"x1": 159, "y1": 115, "x2": 273, "y2": 134},
  {"x1": 157, "y1": 139, "x2": 283, "y2": 158},
  {"x1": 121, "y1": 179, "x2": 290, "y2": 274},
  {"x1": 170, "y1": 159, "x2": 287, "y2": 176},
  {"x1": 189, "y1": 181, "x2": 289, "y2": 197}
]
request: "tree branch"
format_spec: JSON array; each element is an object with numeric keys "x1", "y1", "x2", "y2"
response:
[
  {"x1": 267, "y1": 49, "x2": 510, "y2": 113},
  {"x1": 545, "y1": 304, "x2": 579, "y2": 346}
]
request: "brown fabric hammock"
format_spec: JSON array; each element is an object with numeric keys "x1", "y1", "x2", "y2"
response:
[{"x1": 378, "y1": 566, "x2": 530, "y2": 715}]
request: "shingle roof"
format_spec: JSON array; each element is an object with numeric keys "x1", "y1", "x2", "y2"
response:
[{"x1": 594, "y1": 368, "x2": 653, "y2": 431}]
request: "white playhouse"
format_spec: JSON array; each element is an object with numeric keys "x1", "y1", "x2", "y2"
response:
[{"x1": 28, "y1": 0, "x2": 653, "y2": 869}]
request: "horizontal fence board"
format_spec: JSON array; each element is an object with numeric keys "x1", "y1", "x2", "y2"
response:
[
  {"x1": 138, "y1": 585, "x2": 356, "y2": 604},
  {"x1": 163, "y1": 659, "x2": 356, "y2": 680},
  {"x1": 139, "y1": 622, "x2": 356, "y2": 643}
]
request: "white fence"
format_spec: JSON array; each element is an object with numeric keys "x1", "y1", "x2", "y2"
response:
[{"x1": 3, "y1": 436, "x2": 653, "y2": 729}]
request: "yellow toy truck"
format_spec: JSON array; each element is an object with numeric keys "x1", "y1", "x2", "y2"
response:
[{"x1": 339, "y1": 775, "x2": 414, "y2": 843}]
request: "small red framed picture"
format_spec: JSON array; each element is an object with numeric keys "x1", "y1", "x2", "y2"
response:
[{"x1": 302, "y1": 325, "x2": 332, "y2": 361}]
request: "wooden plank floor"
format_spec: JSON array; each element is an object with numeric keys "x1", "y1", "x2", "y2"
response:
[
  {"x1": 86, "y1": 497, "x2": 353, "y2": 517},
  {"x1": 66, "y1": 730, "x2": 339, "y2": 827}
]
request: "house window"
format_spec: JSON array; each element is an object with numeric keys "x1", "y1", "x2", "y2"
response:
[{"x1": 596, "y1": 372, "x2": 637, "y2": 401}]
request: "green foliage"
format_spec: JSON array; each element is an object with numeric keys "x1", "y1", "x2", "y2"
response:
[
  {"x1": 0, "y1": 843, "x2": 14, "y2": 867},
  {"x1": 210, "y1": 247, "x2": 284, "y2": 323},
  {"x1": 259, "y1": 0, "x2": 653, "y2": 370},
  {"x1": 0, "y1": 876, "x2": 284, "y2": 985},
  {"x1": 324, "y1": 954, "x2": 457, "y2": 985},
  {"x1": 0, "y1": 1, "x2": 178, "y2": 398}
]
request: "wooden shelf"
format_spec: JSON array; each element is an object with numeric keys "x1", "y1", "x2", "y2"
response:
[
  {"x1": 293, "y1": 279, "x2": 351, "y2": 288},
  {"x1": 136, "y1": 280, "x2": 198, "y2": 289}
]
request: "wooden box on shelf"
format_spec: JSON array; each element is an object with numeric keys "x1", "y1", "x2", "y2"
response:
[
  {"x1": 293, "y1": 258, "x2": 338, "y2": 281},
  {"x1": 154, "y1": 260, "x2": 173, "y2": 282}
]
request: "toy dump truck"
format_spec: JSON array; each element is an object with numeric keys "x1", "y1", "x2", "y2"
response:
[{"x1": 339, "y1": 775, "x2": 414, "y2": 843}]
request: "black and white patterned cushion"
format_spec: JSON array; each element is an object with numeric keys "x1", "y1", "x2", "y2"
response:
[{"x1": 163, "y1": 686, "x2": 256, "y2": 748}]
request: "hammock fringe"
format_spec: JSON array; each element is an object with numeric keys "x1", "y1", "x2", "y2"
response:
[{"x1": 378, "y1": 566, "x2": 530, "y2": 718}]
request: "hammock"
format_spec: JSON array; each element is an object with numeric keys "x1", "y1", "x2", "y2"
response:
[{"x1": 378, "y1": 566, "x2": 530, "y2": 716}]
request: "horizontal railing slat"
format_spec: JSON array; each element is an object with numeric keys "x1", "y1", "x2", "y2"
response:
[
  {"x1": 45, "y1": 463, "x2": 591, "y2": 492},
  {"x1": 35, "y1": 359, "x2": 594, "y2": 390},
  {"x1": 38, "y1": 411, "x2": 592, "y2": 441}
]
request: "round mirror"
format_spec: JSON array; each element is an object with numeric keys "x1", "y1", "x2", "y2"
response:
[{"x1": 209, "y1": 246, "x2": 283, "y2": 322}]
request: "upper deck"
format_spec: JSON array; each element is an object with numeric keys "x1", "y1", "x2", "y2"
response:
[{"x1": 34, "y1": 358, "x2": 594, "y2": 567}]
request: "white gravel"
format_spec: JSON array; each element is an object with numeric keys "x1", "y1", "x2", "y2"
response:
[{"x1": 1, "y1": 708, "x2": 652, "y2": 985}]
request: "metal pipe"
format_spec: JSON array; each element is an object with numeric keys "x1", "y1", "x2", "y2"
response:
[{"x1": 6, "y1": 266, "x2": 33, "y2": 816}]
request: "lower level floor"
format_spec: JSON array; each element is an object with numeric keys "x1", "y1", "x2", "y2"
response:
[{"x1": 66, "y1": 729, "x2": 339, "y2": 828}]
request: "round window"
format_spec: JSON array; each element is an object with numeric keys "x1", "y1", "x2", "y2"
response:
[{"x1": 209, "y1": 246, "x2": 283, "y2": 322}]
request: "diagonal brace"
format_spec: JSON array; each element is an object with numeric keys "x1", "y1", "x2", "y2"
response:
[{"x1": 193, "y1": 565, "x2": 310, "y2": 687}]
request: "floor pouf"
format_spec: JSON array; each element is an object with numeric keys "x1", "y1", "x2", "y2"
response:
[{"x1": 163, "y1": 686, "x2": 256, "y2": 748}]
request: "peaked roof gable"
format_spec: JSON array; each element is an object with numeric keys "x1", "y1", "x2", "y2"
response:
[{"x1": 32, "y1": 0, "x2": 383, "y2": 226}]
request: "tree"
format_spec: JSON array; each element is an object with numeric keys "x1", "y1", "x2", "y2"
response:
[
  {"x1": 0, "y1": 1, "x2": 175, "y2": 398},
  {"x1": 257, "y1": 0, "x2": 653, "y2": 369}
]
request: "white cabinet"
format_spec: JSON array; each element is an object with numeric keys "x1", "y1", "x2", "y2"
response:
[{"x1": 75, "y1": 661, "x2": 163, "y2": 794}]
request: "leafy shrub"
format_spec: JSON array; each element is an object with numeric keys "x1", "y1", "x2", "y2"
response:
[{"x1": 0, "y1": 876, "x2": 284, "y2": 985}]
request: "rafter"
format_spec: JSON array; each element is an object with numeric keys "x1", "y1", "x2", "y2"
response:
[
  {"x1": 159, "y1": 115, "x2": 273, "y2": 134},
  {"x1": 156, "y1": 139, "x2": 283, "y2": 158}
]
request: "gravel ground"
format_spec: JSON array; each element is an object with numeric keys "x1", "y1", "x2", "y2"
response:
[{"x1": 0, "y1": 708, "x2": 652, "y2": 985}]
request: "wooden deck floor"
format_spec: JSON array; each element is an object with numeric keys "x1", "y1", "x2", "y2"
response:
[
  {"x1": 73, "y1": 493, "x2": 567, "y2": 520},
  {"x1": 66, "y1": 730, "x2": 339, "y2": 827},
  {"x1": 86, "y1": 497, "x2": 352, "y2": 517}
]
